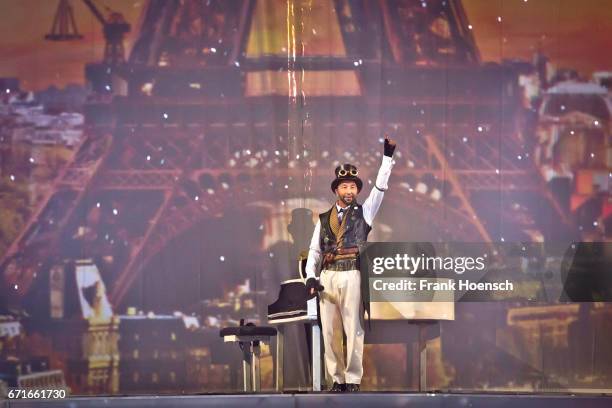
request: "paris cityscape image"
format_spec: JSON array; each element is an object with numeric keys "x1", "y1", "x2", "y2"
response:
[{"x1": 0, "y1": 0, "x2": 611, "y2": 403}]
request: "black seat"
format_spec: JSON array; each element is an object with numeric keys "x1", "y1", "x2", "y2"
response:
[{"x1": 219, "y1": 325, "x2": 277, "y2": 338}]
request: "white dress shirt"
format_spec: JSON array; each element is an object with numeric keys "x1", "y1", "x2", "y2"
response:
[{"x1": 305, "y1": 155, "x2": 394, "y2": 279}]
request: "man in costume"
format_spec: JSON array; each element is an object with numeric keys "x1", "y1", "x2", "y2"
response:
[{"x1": 305, "y1": 136, "x2": 397, "y2": 392}]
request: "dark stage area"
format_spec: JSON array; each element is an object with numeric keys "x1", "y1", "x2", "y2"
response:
[{"x1": 4, "y1": 392, "x2": 612, "y2": 408}]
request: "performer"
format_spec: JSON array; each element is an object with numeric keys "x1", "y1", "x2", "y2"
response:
[{"x1": 305, "y1": 136, "x2": 396, "y2": 392}]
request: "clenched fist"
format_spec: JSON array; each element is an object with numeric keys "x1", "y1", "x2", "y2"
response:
[{"x1": 384, "y1": 134, "x2": 396, "y2": 157}]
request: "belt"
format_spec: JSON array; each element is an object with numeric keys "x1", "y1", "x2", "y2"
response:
[
  {"x1": 325, "y1": 258, "x2": 358, "y2": 271},
  {"x1": 322, "y1": 246, "x2": 360, "y2": 268}
]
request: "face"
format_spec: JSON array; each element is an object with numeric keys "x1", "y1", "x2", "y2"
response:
[{"x1": 336, "y1": 181, "x2": 358, "y2": 206}]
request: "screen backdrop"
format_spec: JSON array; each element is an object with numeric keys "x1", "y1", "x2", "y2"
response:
[{"x1": 0, "y1": 0, "x2": 611, "y2": 395}]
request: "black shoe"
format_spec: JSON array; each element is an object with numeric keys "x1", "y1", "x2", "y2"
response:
[
  {"x1": 329, "y1": 382, "x2": 346, "y2": 392},
  {"x1": 345, "y1": 383, "x2": 360, "y2": 392}
]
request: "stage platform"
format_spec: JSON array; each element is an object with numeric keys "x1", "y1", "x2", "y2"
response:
[{"x1": 4, "y1": 392, "x2": 612, "y2": 407}]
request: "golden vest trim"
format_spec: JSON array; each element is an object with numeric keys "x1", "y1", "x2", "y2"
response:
[{"x1": 329, "y1": 205, "x2": 350, "y2": 248}]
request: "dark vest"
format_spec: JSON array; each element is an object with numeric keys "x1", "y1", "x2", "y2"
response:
[{"x1": 319, "y1": 203, "x2": 372, "y2": 254}]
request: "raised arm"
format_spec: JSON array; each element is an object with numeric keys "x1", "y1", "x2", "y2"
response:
[{"x1": 362, "y1": 136, "x2": 396, "y2": 225}]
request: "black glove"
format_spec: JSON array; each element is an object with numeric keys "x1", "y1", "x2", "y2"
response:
[
  {"x1": 384, "y1": 135, "x2": 396, "y2": 157},
  {"x1": 306, "y1": 277, "x2": 324, "y2": 299}
]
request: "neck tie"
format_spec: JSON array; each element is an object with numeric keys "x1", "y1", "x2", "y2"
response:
[{"x1": 338, "y1": 208, "x2": 345, "y2": 224}]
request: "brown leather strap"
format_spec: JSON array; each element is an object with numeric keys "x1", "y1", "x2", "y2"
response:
[{"x1": 336, "y1": 247, "x2": 359, "y2": 255}]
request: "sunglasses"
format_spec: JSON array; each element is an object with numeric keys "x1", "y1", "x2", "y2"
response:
[{"x1": 338, "y1": 167, "x2": 358, "y2": 177}]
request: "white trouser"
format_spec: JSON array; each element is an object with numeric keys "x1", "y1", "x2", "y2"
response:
[{"x1": 319, "y1": 268, "x2": 364, "y2": 385}]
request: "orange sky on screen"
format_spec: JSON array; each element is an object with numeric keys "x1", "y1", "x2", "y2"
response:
[{"x1": 0, "y1": 0, "x2": 610, "y2": 91}]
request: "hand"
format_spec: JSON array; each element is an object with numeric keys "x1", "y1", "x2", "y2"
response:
[
  {"x1": 384, "y1": 134, "x2": 396, "y2": 157},
  {"x1": 306, "y1": 277, "x2": 324, "y2": 299}
]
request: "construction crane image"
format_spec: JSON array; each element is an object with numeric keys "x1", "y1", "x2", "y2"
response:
[{"x1": 45, "y1": 0, "x2": 130, "y2": 66}]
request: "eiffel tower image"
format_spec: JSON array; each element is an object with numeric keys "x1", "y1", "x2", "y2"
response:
[{"x1": 1, "y1": 0, "x2": 575, "y2": 315}]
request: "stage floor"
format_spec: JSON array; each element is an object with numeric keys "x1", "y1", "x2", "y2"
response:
[{"x1": 4, "y1": 392, "x2": 612, "y2": 407}]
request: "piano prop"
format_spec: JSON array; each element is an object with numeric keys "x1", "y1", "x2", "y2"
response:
[
  {"x1": 267, "y1": 247, "x2": 455, "y2": 391},
  {"x1": 267, "y1": 251, "x2": 322, "y2": 391}
]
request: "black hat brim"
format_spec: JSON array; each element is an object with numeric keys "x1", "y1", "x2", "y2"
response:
[{"x1": 331, "y1": 176, "x2": 363, "y2": 193}]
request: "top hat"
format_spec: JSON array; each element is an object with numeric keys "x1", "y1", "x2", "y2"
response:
[
  {"x1": 287, "y1": 208, "x2": 314, "y2": 236},
  {"x1": 331, "y1": 163, "x2": 363, "y2": 193}
]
